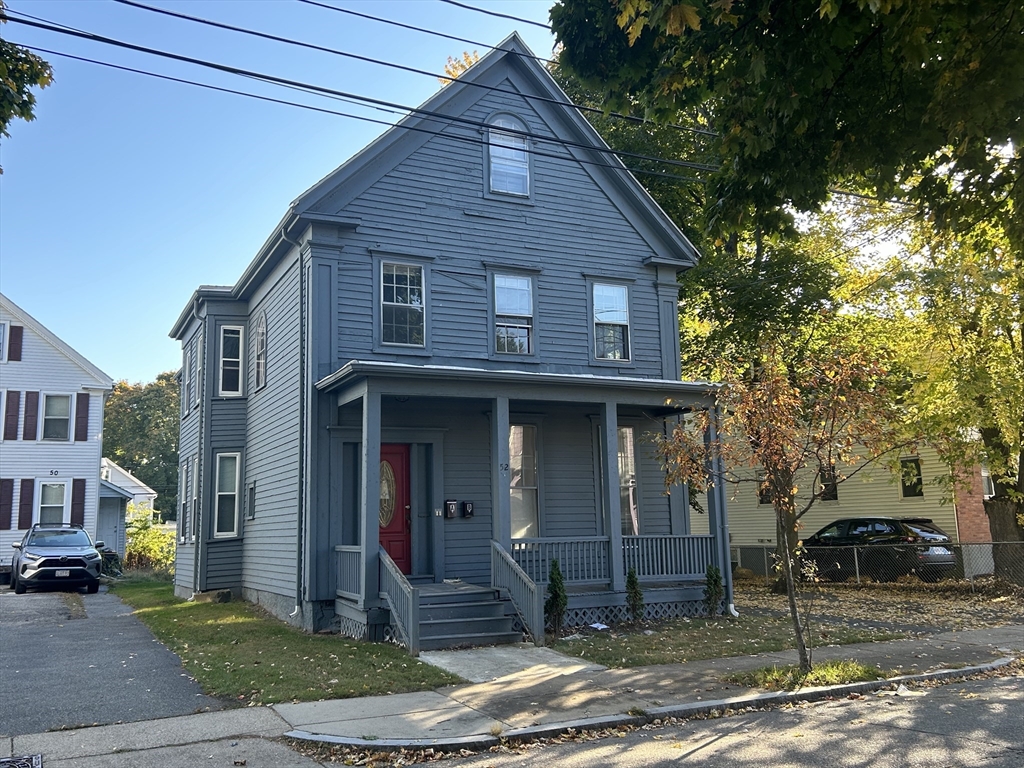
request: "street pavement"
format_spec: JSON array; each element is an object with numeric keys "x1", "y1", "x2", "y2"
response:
[{"x1": 0, "y1": 589, "x2": 223, "y2": 737}]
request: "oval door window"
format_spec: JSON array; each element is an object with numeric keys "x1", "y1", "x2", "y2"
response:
[{"x1": 379, "y1": 460, "x2": 396, "y2": 528}]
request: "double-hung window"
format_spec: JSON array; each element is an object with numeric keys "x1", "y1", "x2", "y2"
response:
[
  {"x1": 254, "y1": 313, "x2": 267, "y2": 390},
  {"x1": 219, "y1": 326, "x2": 243, "y2": 396},
  {"x1": 488, "y1": 116, "x2": 529, "y2": 196},
  {"x1": 39, "y1": 482, "x2": 66, "y2": 525},
  {"x1": 509, "y1": 424, "x2": 539, "y2": 538},
  {"x1": 214, "y1": 453, "x2": 240, "y2": 537},
  {"x1": 900, "y1": 457, "x2": 923, "y2": 498},
  {"x1": 495, "y1": 275, "x2": 533, "y2": 354},
  {"x1": 381, "y1": 262, "x2": 424, "y2": 346},
  {"x1": 618, "y1": 426, "x2": 639, "y2": 536},
  {"x1": 593, "y1": 283, "x2": 630, "y2": 361},
  {"x1": 179, "y1": 459, "x2": 190, "y2": 541},
  {"x1": 42, "y1": 395, "x2": 71, "y2": 440}
]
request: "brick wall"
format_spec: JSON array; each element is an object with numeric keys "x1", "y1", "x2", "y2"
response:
[{"x1": 954, "y1": 465, "x2": 993, "y2": 543}]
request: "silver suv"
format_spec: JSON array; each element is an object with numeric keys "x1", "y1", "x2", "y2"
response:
[{"x1": 10, "y1": 524, "x2": 104, "y2": 594}]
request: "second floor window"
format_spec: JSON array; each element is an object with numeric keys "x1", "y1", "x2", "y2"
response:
[
  {"x1": 489, "y1": 116, "x2": 529, "y2": 196},
  {"x1": 219, "y1": 326, "x2": 243, "y2": 396},
  {"x1": 593, "y1": 283, "x2": 630, "y2": 361},
  {"x1": 382, "y1": 263, "x2": 424, "y2": 346},
  {"x1": 254, "y1": 313, "x2": 267, "y2": 390},
  {"x1": 495, "y1": 275, "x2": 533, "y2": 354},
  {"x1": 42, "y1": 395, "x2": 71, "y2": 440}
]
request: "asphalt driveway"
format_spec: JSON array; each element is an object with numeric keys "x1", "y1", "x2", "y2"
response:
[{"x1": 0, "y1": 586, "x2": 226, "y2": 737}]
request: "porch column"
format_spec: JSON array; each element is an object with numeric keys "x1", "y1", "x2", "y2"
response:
[
  {"x1": 359, "y1": 388, "x2": 382, "y2": 610},
  {"x1": 601, "y1": 400, "x2": 626, "y2": 591},
  {"x1": 490, "y1": 396, "x2": 512, "y2": 551}
]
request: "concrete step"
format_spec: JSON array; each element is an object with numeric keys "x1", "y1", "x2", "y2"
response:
[
  {"x1": 418, "y1": 630, "x2": 524, "y2": 651},
  {"x1": 419, "y1": 599, "x2": 508, "y2": 621},
  {"x1": 420, "y1": 615, "x2": 516, "y2": 639}
]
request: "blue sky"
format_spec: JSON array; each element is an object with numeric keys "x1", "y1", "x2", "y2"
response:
[{"x1": 0, "y1": 0, "x2": 557, "y2": 383}]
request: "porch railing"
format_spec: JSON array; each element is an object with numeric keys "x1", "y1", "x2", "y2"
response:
[
  {"x1": 334, "y1": 545, "x2": 361, "y2": 601},
  {"x1": 491, "y1": 540, "x2": 544, "y2": 646},
  {"x1": 512, "y1": 537, "x2": 611, "y2": 584},
  {"x1": 378, "y1": 546, "x2": 420, "y2": 656},
  {"x1": 622, "y1": 535, "x2": 715, "y2": 581}
]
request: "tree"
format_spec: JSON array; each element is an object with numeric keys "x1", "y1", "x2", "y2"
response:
[
  {"x1": 104, "y1": 372, "x2": 180, "y2": 519},
  {"x1": 0, "y1": 1, "x2": 53, "y2": 169},
  {"x1": 551, "y1": 0, "x2": 1024, "y2": 236}
]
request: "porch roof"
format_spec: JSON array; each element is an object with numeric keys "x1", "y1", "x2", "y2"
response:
[{"x1": 315, "y1": 360, "x2": 720, "y2": 409}]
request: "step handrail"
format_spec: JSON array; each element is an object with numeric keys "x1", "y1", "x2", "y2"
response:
[
  {"x1": 491, "y1": 539, "x2": 544, "y2": 646},
  {"x1": 378, "y1": 547, "x2": 420, "y2": 656}
]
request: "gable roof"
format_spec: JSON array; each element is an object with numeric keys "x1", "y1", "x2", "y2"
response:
[
  {"x1": 208, "y1": 32, "x2": 699, "y2": 310},
  {"x1": 101, "y1": 458, "x2": 158, "y2": 498},
  {"x1": 0, "y1": 292, "x2": 113, "y2": 389}
]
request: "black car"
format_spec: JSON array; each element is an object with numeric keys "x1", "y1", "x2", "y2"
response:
[
  {"x1": 10, "y1": 524, "x2": 104, "y2": 594},
  {"x1": 801, "y1": 517, "x2": 957, "y2": 583}
]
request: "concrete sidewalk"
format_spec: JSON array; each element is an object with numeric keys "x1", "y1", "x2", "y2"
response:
[{"x1": 3, "y1": 625, "x2": 1021, "y2": 766}]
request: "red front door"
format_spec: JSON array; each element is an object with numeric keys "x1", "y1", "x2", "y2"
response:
[{"x1": 379, "y1": 444, "x2": 412, "y2": 574}]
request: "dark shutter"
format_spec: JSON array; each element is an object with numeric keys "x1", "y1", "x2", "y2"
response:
[
  {"x1": 22, "y1": 391, "x2": 39, "y2": 441},
  {"x1": 8, "y1": 325, "x2": 23, "y2": 361},
  {"x1": 71, "y1": 479, "x2": 86, "y2": 526},
  {"x1": 0, "y1": 479, "x2": 13, "y2": 530},
  {"x1": 18, "y1": 479, "x2": 33, "y2": 529},
  {"x1": 3, "y1": 391, "x2": 21, "y2": 441},
  {"x1": 74, "y1": 393, "x2": 90, "y2": 442}
]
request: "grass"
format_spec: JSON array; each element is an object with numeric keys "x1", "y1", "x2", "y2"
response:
[
  {"x1": 724, "y1": 659, "x2": 890, "y2": 691},
  {"x1": 109, "y1": 577, "x2": 461, "y2": 706},
  {"x1": 553, "y1": 614, "x2": 903, "y2": 668}
]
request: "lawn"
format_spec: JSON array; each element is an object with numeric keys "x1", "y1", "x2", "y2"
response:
[{"x1": 110, "y1": 578, "x2": 461, "y2": 706}]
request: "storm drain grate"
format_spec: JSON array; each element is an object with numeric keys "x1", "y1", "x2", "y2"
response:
[{"x1": 0, "y1": 757, "x2": 43, "y2": 768}]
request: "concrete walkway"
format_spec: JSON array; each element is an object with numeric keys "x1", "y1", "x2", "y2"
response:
[{"x1": 3, "y1": 625, "x2": 1021, "y2": 765}]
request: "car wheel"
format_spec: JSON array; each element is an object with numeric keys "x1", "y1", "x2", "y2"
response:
[
  {"x1": 86, "y1": 580, "x2": 99, "y2": 594},
  {"x1": 13, "y1": 576, "x2": 26, "y2": 594}
]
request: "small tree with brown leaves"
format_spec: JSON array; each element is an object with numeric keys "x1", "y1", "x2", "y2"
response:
[{"x1": 658, "y1": 329, "x2": 918, "y2": 672}]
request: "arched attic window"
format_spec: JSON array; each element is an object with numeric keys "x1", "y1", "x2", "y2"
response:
[
  {"x1": 254, "y1": 312, "x2": 267, "y2": 390},
  {"x1": 488, "y1": 115, "x2": 530, "y2": 197}
]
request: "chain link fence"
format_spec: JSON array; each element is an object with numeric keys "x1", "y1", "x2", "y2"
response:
[{"x1": 731, "y1": 541, "x2": 1024, "y2": 589}]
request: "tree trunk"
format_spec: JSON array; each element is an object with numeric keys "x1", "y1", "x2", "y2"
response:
[
  {"x1": 985, "y1": 497, "x2": 1024, "y2": 586},
  {"x1": 777, "y1": 508, "x2": 811, "y2": 672}
]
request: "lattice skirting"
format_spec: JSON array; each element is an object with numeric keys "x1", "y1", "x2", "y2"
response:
[
  {"x1": 336, "y1": 613, "x2": 369, "y2": 641},
  {"x1": 562, "y1": 598, "x2": 706, "y2": 628},
  {"x1": 382, "y1": 622, "x2": 405, "y2": 648}
]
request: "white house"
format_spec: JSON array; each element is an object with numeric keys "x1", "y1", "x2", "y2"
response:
[
  {"x1": 98, "y1": 458, "x2": 158, "y2": 556},
  {"x1": 0, "y1": 293, "x2": 114, "y2": 574}
]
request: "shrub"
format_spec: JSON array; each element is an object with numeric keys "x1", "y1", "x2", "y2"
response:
[
  {"x1": 545, "y1": 559, "x2": 568, "y2": 632},
  {"x1": 626, "y1": 566, "x2": 645, "y2": 622},
  {"x1": 123, "y1": 503, "x2": 175, "y2": 573},
  {"x1": 703, "y1": 564, "x2": 723, "y2": 617}
]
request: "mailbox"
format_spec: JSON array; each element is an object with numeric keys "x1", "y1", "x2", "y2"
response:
[
  {"x1": 445, "y1": 499, "x2": 458, "y2": 518},
  {"x1": 462, "y1": 501, "x2": 474, "y2": 518}
]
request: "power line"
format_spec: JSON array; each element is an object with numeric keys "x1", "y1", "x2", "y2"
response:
[
  {"x1": 114, "y1": 0, "x2": 717, "y2": 140},
  {"x1": 437, "y1": 0, "x2": 552, "y2": 31},
  {"x1": 2, "y1": 12, "x2": 720, "y2": 174},
  {"x1": 21, "y1": 44, "x2": 706, "y2": 185}
]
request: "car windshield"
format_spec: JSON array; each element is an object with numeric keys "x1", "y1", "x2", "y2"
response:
[
  {"x1": 903, "y1": 522, "x2": 950, "y2": 541},
  {"x1": 27, "y1": 529, "x2": 93, "y2": 548}
]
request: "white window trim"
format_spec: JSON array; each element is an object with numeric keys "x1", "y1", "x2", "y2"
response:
[
  {"x1": 492, "y1": 273, "x2": 536, "y2": 356},
  {"x1": 218, "y1": 326, "x2": 245, "y2": 397},
  {"x1": 589, "y1": 280, "x2": 633, "y2": 364},
  {"x1": 0, "y1": 321, "x2": 7, "y2": 363},
  {"x1": 380, "y1": 261, "x2": 426, "y2": 348},
  {"x1": 486, "y1": 114, "x2": 532, "y2": 199},
  {"x1": 214, "y1": 452, "x2": 241, "y2": 538},
  {"x1": 190, "y1": 454, "x2": 199, "y2": 543},
  {"x1": 194, "y1": 330, "x2": 204, "y2": 406},
  {"x1": 182, "y1": 343, "x2": 192, "y2": 418},
  {"x1": 36, "y1": 479, "x2": 69, "y2": 525},
  {"x1": 178, "y1": 459, "x2": 190, "y2": 543},
  {"x1": 40, "y1": 393, "x2": 73, "y2": 442},
  {"x1": 254, "y1": 312, "x2": 267, "y2": 391}
]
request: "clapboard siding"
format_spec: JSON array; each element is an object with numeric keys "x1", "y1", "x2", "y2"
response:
[
  {"x1": 175, "y1": 543, "x2": 195, "y2": 590},
  {"x1": 441, "y1": 411, "x2": 493, "y2": 584},
  {"x1": 242, "y1": 254, "x2": 302, "y2": 597},
  {"x1": 541, "y1": 410, "x2": 600, "y2": 538},
  {"x1": 638, "y1": 435, "x2": 673, "y2": 535},
  {"x1": 726, "y1": 444, "x2": 959, "y2": 546},
  {"x1": 206, "y1": 538, "x2": 244, "y2": 589}
]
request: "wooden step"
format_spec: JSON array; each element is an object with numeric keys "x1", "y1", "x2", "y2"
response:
[{"x1": 420, "y1": 615, "x2": 516, "y2": 639}]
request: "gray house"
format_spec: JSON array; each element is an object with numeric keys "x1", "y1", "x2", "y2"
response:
[{"x1": 170, "y1": 34, "x2": 732, "y2": 652}]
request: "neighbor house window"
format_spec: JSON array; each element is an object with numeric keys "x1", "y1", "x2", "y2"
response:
[
  {"x1": 488, "y1": 116, "x2": 529, "y2": 196},
  {"x1": 381, "y1": 262, "x2": 424, "y2": 346},
  {"x1": 38, "y1": 482, "x2": 66, "y2": 525},
  {"x1": 510, "y1": 425, "x2": 539, "y2": 538},
  {"x1": 254, "y1": 313, "x2": 267, "y2": 390},
  {"x1": 756, "y1": 471, "x2": 772, "y2": 505},
  {"x1": 618, "y1": 426, "x2": 639, "y2": 536},
  {"x1": 495, "y1": 275, "x2": 533, "y2": 354},
  {"x1": 42, "y1": 395, "x2": 71, "y2": 440},
  {"x1": 980, "y1": 465, "x2": 995, "y2": 499},
  {"x1": 593, "y1": 283, "x2": 630, "y2": 360},
  {"x1": 0, "y1": 322, "x2": 6, "y2": 361},
  {"x1": 214, "y1": 453, "x2": 240, "y2": 537},
  {"x1": 819, "y1": 463, "x2": 839, "y2": 501},
  {"x1": 219, "y1": 326, "x2": 243, "y2": 396},
  {"x1": 900, "y1": 457, "x2": 924, "y2": 498}
]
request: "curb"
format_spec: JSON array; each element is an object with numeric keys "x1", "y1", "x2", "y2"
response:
[{"x1": 284, "y1": 656, "x2": 1018, "y2": 752}]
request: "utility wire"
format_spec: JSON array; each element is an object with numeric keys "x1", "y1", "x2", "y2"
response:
[
  {"x1": 437, "y1": 0, "x2": 552, "y2": 30},
  {"x1": 2, "y1": 12, "x2": 720, "y2": 174},
  {"x1": 21, "y1": 43, "x2": 706, "y2": 185},
  {"x1": 115, "y1": 0, "x2": 718, "y2": 139}
]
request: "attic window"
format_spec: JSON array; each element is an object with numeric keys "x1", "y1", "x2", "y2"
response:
[{"x1": 488, "y1": 116, "x2": 529, "y2": 196}]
